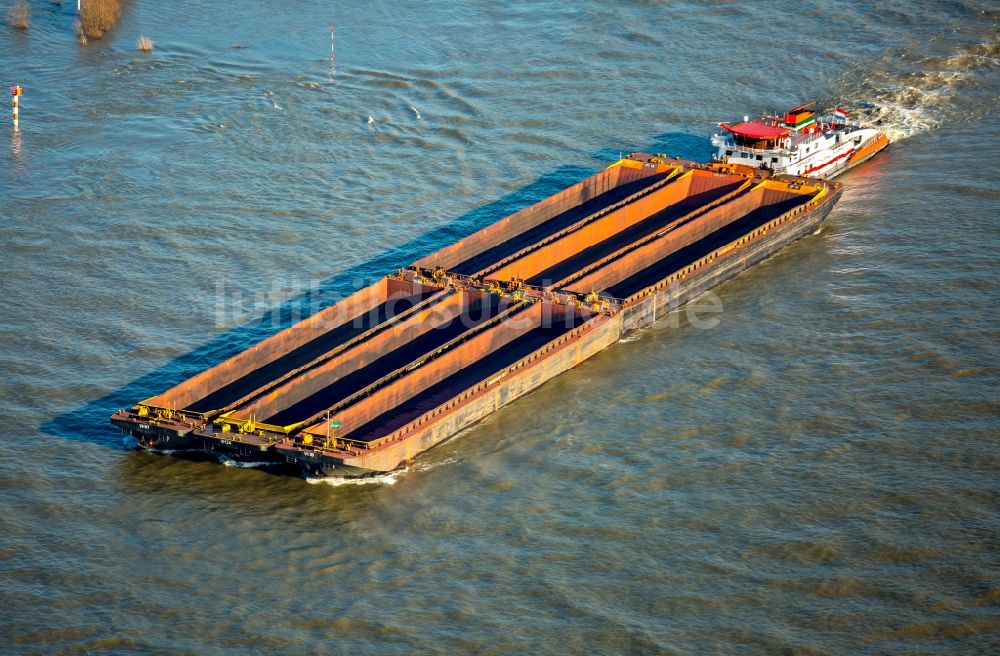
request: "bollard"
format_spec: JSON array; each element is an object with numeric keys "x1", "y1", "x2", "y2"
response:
[{"x1": 11, "y1": 86, "x2": 22, "y2": 132}]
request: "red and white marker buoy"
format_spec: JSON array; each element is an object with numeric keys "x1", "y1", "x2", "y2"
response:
[{"x1": 11, "y1": 86, "x2": 22, "y2": 132}]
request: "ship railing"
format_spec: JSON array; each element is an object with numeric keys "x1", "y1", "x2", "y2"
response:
[
  {"x1": 726, "y1": 130, "x2": 828, "y2": 154},
  {"x1": 724, "y1": 142, "x2": 795, "y2": 156},
  {"x1": 789, "y1": 129, "x2": 827, "y2": 146}
]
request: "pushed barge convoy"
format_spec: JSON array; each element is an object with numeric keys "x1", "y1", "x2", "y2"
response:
[{"x1": 112, "y1": 155, "x2": 843, "y2": 477}]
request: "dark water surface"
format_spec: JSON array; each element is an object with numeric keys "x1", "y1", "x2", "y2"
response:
[{"x1": 2, "y1": 1, "x2": 998, "y2": 654}]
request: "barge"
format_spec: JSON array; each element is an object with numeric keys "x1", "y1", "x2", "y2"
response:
[{"x1": 112, "y1": 154, "x2": 845, "y2": 478}]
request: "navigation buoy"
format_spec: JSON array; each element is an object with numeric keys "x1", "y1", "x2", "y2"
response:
[{"x1": 11, "y1": 86, "x2": 22, "y2": 132}]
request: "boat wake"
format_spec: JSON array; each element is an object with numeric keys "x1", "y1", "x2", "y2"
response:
[
  {"x1": 304, "y1": 454, "x2": 462, "y2": 487},
  {"x1": 218, "y1": 455, "x2": 276, "y2": 469},
  {"x1": 835, "y1": 38, "x2": 1000, "y2": 141},
  {"x1": 307, "y1": 469, "x2": 405, "y2": 487}
]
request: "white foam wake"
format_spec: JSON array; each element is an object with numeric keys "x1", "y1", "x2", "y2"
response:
[
  {"x1": 303, "y1": 453, "x2": 463, "y2": 487},
  {"x1": 307, "y1": 469, "x2": 405, "y2": 486},
  {"x1": 218, "y1": 455, "x2": 275, "y2": 469},
  {"x1": 836, "y1": 39, "x2": 999, "y2": 141}
]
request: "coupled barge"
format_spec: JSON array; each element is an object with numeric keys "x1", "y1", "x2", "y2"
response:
[{"x1": 112, "y1": 155, "x2": 843, "y2": 477}]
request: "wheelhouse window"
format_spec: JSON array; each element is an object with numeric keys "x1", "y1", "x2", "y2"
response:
[{"x1": 732, "y1": 135, "x2": 785, "y2": 150}]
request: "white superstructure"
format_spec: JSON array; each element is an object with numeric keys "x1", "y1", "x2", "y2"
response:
[{"x1": 710, "y1": 103, "x2": 889, "y2": 179}]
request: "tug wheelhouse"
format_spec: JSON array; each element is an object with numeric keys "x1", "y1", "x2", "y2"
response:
[{"x1": 711, "y1": 102, "x2": 889, "y2": 179}]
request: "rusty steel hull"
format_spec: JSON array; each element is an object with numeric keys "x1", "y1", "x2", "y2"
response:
[
  {"x1": 300, "y1": 317, "x2": 619, "y2": 475},
  {"x1": 276, "y1": 305, "x2": 618, "y2": 476},
  {"x1": 563, "y1": 178, "x2": 823, "y2": 297},
  {"x1": 616, "y1": 187, "x2": 841, "y2": 336},
  {"x1": 484, "y1": 169, "x2": 751, "y2": 288},
  {"x1": 111, "y1": 277, "x2": 448, "y2": 450},
  {"x1": 222, "y1": 290, "x2": 517, "y2": 428},
  {"x1": 279, "y1": 192, "x2": 837, "y2": 477},
  {"x1": 112, "y1": 153, "x2": 844, "y2": 478},
  {"x1": 275, "y1": 175, "x2": 842, "y2": 477},
  {"x1": 110, "y1": 411, "x2": 200, "y2": 451},
  {"x1": 194, "y1": 291, "x2": 526, "y2": 463},
  {"x1": 415, "y1": 159, "x2": 682, "y2": 276}
]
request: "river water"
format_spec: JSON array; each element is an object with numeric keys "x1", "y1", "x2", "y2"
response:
[{"x1": 2, "y1": 1, "x2": 998, "y2": 654}]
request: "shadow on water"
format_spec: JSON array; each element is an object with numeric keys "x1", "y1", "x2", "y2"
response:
[
  {"x1": 113, "y1": 448, "x2": 392, "y2": 515},
  {"x1": 41, "y1": 133, "x2": 713, "y2": 450}
]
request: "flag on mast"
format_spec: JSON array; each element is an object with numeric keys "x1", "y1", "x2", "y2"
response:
[{"x1": 833, "y1": 107, "x2": 848, "y2": 120}]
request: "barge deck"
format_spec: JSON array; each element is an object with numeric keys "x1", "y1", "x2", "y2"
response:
[{"x1": 112, "y1": 155, "x2": 842, "y2": 477}]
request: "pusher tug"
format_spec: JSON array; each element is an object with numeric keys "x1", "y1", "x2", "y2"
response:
[{"x1": 711, "y1": 102, "x2": 890, "y2": 178}]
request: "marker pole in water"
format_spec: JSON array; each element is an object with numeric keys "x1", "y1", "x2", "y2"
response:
[
  {"x1": 330, "y1": 25, "x2": 335, "y2": 65},
  {"x1": 11, "y1": 86, "x2": 22, "y2": 132}
]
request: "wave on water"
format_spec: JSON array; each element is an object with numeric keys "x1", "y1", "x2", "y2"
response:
[
  {"x1": 304, "y1": 452, "x2": 463, "y2": 487},
  {"x1": 836, "y1": 39, "x2": 1000, "y2": 141},
  {"x1": 218, "y1": 455, "x2": 277, "y2": 469},
  {"x1": 307, "y1": 469, "x2": 405, "y2": 486}
]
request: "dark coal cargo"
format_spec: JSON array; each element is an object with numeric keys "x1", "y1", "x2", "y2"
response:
[{"x1": 113, "y1": 155, "x2": 842, "y2": 478}]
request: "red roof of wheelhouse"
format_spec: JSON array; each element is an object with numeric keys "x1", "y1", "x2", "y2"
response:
[{"x1": 721, "y1": 122, "x2": 790, "y2": 139}]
